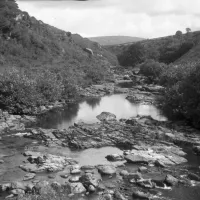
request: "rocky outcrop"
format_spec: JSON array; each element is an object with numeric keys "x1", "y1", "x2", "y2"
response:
[
  {"x1": 79, "y1": 83, "x2": 115, "y2": 97},
  {"x1": 20, "y1": 151, "x2": 77, "y2": 173},
  {"x1": 0, "y1": 110, "x2": 36, "y2": 133}
]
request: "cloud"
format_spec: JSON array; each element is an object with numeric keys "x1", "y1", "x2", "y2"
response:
[{"x1": 17, "y1": 0, "x2": 200, "y2": 38}]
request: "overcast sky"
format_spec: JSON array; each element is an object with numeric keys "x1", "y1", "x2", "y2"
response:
[{"x1": 17, "y1": 0, "x2": 200, "y2": 38}]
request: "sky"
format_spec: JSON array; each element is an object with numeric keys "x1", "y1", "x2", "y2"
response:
[{"x1": 17, "y1": 0, "x2": 200, "y2": 38}]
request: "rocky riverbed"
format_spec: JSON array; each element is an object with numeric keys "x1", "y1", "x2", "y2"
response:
[{"x1": 0, "y1": 75, "x2": 200, "y2": 200}]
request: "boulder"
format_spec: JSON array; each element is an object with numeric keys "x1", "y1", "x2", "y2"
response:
[
  {"x1": 79, "y1": 173, "x2": 100, "y2": 188},
  {"x1": 125, "y1": 154, "x2": 149, "y2": 164},
  {"x1": 165, "y1": 174, "x2": 178, "y2": 186},
  {"x1": 97, "y1": 165, "x2": 116, "y2": 175},
  {"x1": 106, "y1": 154, "x2": 124, "y2": 161},
  {"x1": 96, "y1": 112, "x2": 116, "y2": 122},
  {"x1": 67, "y1": 182, "x2": 86, "y2": 194}
]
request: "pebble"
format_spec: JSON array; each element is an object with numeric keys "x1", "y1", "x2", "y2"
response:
[{"x1": 0, "y1": 160, "x2": 4, "y2": 164}]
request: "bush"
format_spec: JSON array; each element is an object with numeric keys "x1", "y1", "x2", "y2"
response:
[
  {"x1": 139, "y1": 59, "x2": 167, "y2": 82},
  {"x1": 118, "y1": 43, "x2": 146, "y2": 66},
  {"x1": 0, "y1": 67, "x2": 77, "y2": 113},
  {"x1": 160, "y1": 62, "x2": 200, "y2": 127}
]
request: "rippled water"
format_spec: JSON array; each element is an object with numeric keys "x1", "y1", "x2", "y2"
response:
[{"x1": 38, "y1": 94, "x2": 166, "y2": 129}]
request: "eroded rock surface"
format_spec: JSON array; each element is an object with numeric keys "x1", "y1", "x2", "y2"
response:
[{"x1": 20, "y1": 151, "x2": 77, "y2": 173}]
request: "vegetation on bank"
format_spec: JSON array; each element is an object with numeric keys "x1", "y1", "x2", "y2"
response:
[
  {"x1": 110, "y1": 28, "x2": 200, "y2": 128},
  {"x1": 0, "y1": 0, "x2": 116, "y2": 114},
  {"x1": 139, "y1": 59, "x2": 200, "y2": 128}
]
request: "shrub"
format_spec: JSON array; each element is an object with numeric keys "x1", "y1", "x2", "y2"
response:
[
  {"x1": 139, "y1": 59, "x2": 167, "y2": 82},
  {"x1": 0, "y1": 67, "x2": 78, "y2": 113},
  {"x1": 118, "y1": 43, "x2": 146, "y2": 66},
  {"x1": 160, "y1": 62, "x2": 200, "y2": 127}
]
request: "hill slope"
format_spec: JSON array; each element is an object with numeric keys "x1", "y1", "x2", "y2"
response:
[
  {"x1": 0, "y1": 0, "x2": 118, "y2": 113},
  {"x1": 105, "y1": 31, "x2": 200, "y2": 66},
  {"x1": 89, "y1": 36, "x2": 144, "y2": 46}
]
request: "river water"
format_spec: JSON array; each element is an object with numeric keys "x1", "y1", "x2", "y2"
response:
[{"x1": 38, "y1": 94, "x2": 166, "y2": 129}]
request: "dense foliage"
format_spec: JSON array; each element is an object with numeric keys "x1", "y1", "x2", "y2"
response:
[
  {"x1": 139, "y1": 59, "x2": 200, "y2": 128},
  {"x1": 138, "y1": 59, "x2": 167, "y2": 82},
  {"x1": 159, "y1": 62, "x2": 200, "y2": 127},
  {"x1": 0, "y1": 68, "x2": 76, "y2": 113}
]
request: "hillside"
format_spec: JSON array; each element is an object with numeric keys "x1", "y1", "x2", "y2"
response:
[
  {"x1": 0, "y1": 0, "x2": 118, "y2": 113},
  {"x1": 89, "y1": 36, "x2": 144, "y2": 46},
  {"x1": 106, "y1": 31, "x2": 200, "y2": 67}
]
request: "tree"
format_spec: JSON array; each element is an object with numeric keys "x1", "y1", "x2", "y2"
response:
[
  {"x1": 118, "y1": 43, "x2": 146, "y2": 66},
  {"x1": 175, "y1": 30, "x2": 183, "y2": 38},
  {"x1": 186, "y1": 28, "x2": 191, "y2": 33}
]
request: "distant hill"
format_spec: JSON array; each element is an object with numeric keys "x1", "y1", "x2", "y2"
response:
[
  {"x1": 89, "y1": 36, "x2": 144, "y2": 46},
  {"x1": 105, "y1": 31, "x2": 200, "y2": 66}
]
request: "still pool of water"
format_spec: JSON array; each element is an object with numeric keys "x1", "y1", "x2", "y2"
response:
[{"x1": 38, "y1": 94, "x2": 167, "y2": 129}]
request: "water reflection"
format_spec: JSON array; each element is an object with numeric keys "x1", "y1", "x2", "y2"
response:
[{"x1": 39, "y1": 94, "x2": 167, "y2": 129}]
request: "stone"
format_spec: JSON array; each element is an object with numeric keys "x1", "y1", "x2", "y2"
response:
[
  {"x1": 71, "y1": 169, "x2": 81, "y2": 174},
  {"x1": 48, "y1": 174, "x2": 56, "y2": 179},
  {"x1": 11, "y1": 182, "x2": 27, "y2": 190},
  {"x1": 80, "y1": 173, "x2": 100, "y2": 188},
  {"x1": 60, "y1": 174, "x2": 69, "y2": 179},
  {"x1": 5, "y1": 194, "x2": 14, "y2": 199},
  {"x1": 88, "y1": 185, "x2": 96, "y2": 192},
  {"x1": 96, "y1": 112, "x2": 116, "y2": 122},
  {"x1": 125, "y1": 154, "x2": 149, "y2": 164},
  {"x1": 67, "y1": 182, "x2": 86, "y2": 194},
  {"x1": 155, "y1": 160, "x2": 166, "y2": 168},
  {"x1": 128, "y1": 173, "x2": 142, "y2": 181},
  {"x1": 188, "y1": 172, "x2": 200, "y2": 181},
  {"x1": 23, "y1": 173, "x2": 36, "y2": 181},
  {"x1": 165, "y1": 174, "x2": 178, "y2": 186},
  {"x1": 97, "y1": 165, "x2": 116, "y2": 175},
  {"x1": 33, "y1": 180, "x2": 49, "y2": 194},
  {"x1": 193, "y1": 146, "x2": 200, "y2": 155},
  {"x1": 138, "y1": 166, "x2": 148, "y2": 173},
  {"x1": 101, "y1": 193, "x2": 113, "y2": 200},
  {"x1": 11, "y1": 189, "x2": 25, "y2": 196},
  {"x1": 81, "y1": 165, "x2": 95, "y2": 170},
  {"x1": 106, "y1": 154, "x2": 124, "y2": 161},
  {"x1": 0, "y1": 160, "x2": 4, "y2": 164},
  {"x1": 120, "y1": 170, "x2": 129, "y2": 177},
  {"x1": 0, "y1": 183, "x2": 11, "y2": 192},
  {"x1": 132, "y1": 190, "x2": 151, "y2": 200},
  {"x1": 136, "y1": 179, "x2": 154, "y2": 189},
  {"x1": 69, "y1": 176, "x2": 80, "y2": 183}
]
